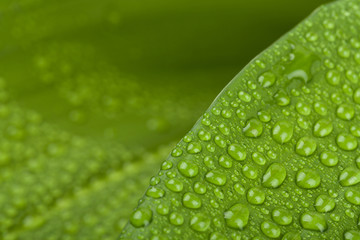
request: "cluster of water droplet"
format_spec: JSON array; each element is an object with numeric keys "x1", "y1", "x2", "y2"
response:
[{"x1": 122, "y1": 1, "x2": 360, "y2": 239}]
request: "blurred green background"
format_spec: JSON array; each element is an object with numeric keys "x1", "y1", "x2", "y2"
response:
[{"x1": 0, "y1": 0, "x2": 330, "y2": 239}]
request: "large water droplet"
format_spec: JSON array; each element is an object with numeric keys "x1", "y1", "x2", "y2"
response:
[
  {"x1": 178, "y1": 160, "x2": 199, "y2": 178},
  {"x1": 336, "y1": 104, "x2": 355, "y2": 121},
  {"x1": 272, "y1": 120, "x2": 294, "y2": 144},
  {"x1": 258, "y1": 71, "x2": 276, "y2": 88},
  {"x1": 319, "y1": 151, "x2": 338, "y2": 167},
  {"x1": 326, "y1": 70, "x2": 341, "y2": 86},
  {"x1": 165, "y1": 179, "x2": 184, "y2": 192},
  {"x1": 190, "y1": 213, "x2": 210, "y2": 232},
  {"x1": 169, "y1": 212, "x2": 184, "y2": 226},
  {"x1": 314, "y1": 194, "x2": 336, "y2": 212},
  {"x1": 295, "y1": 137, "x2": 317, "y2": 156},
  {"x1": 344, "y1": 230, "x2": 360, "y2": 240},
  {"x1": 224, "y1": 203, "x2": 250, "y2": 230},
  {"x1": 262, "y1": 163, "x2": 287, "y2": 188},
  {"x1": 130, "y1": 207, "x2": 153, "y2": 228},
  {"x1": 313, "y1": 119, "x2": 333, "y2": 137},
  {"x1": 182, "y1": 192, "x2": 202, "y2": 209},
  {"x1": 187, "y1": 142, "x2": 202, "y2": 154},
  {"x1": 271, "y1": 208, "x2": 292, "y2": 225},
  {"x1": 296, "y1": 168, "x2": 321, "y2": 189},
  {"x1": 252, "y1": 152, "x2": 267, "y2": 165},
  {"x1": 247, "y1": 187, "x2": 266, "y2": 205},
  {"x1": 339, "y1": 167, "x2": 360, "y2": 186},
  {"x1": 260, "y1": 221, "x2": 281, "y2": 238},
  {"x1": 243, "y1": 118, "x2": 263, "y2": 138},
  {"x1": 345, "y1": 189, "x2": 360, "y2": 205},
  {"x1": 227, "y1": 144, "x2": 246, "y2": 161},
  {"x1": 300, "y1": 212, "x2": 327, "y2": 232},
  {"x1": 336, "y1": 133, "x2": 358, "y2": 151},
  {"x1": 205, "y1": 170, "x2": 227, "y2": 186}
]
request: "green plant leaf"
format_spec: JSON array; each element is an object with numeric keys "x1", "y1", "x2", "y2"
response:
[
  {"x1": 120, "y1": 0, "x2": 360, "y2": 239},
  {"x1": 0, "y1": 0, "x2": 332, "y2": 239}
]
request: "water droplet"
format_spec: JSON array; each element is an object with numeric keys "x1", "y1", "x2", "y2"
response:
[
  {"x1": 219, "y1": 123, "x2": 230, "y2": 135},
  {"x1": 194, "y1": 182, "x2": 207, "y2": 194},
  {"x1": 252, "y1": 152, "x2": 266, "y2": 165},
  {"x1": 224, "y1": 203, "x2": 249, "y2": 230},
  {"x1": 178, "y1": 160, "x2": 199, "y2": 178},
  {"x1": 190, "y1": 213, "x2": 210, "y2": 232},
  {"x1": 300, "y1": 212, "x2": 327, "y2": 232},
  {"x1": 205, "y1": 170, "x2": 227, "y2": 186},
  {"x1": 338, "y1": 45, "x2": 351, "y2": 58},
  {"x1": 323, "y1": 19, "x2": 335, "y2": 29},
  {"x1": 221, "y1": 109, "x2": 233, "y2": 119},
  {"x1": 182, "y1": 192, "x2": 202, "y2": 209},
  {"x1": 198, "y1": 130, "x2": 212, "y2": 141},
  {"x1": 339, "y1": 167, "x2": 360, "y2": 186},
  {"x1": 165, "y1": 179, "x2": 183, "y2": 192},
  {"x1": 272, "y1": 120, "x2": 294, "y2": 144},
  {"x1": 146, "y1": 187, "x2": 165, "y2": 198},
  {"x1": 261, "y1": 221, "x2": 281, "y2": 238},
  {"x1": 296, "y1": 168, "x2": 321, "y2": 189},
  {"x1": 130, "y1": 207, "x2": 152, "y2": 228},
  {"x1": 295, "y1": 137, "x2": 317, "y2": 156},
  {"x1": 243, "y1": 118, "x2": 263, "y2": 138},
  {"x1": 319, "y1": 151, "x2": 338, "y2": 167},
  {"x1": 262, "y1": 163, "x2": 287, "y2": 188},
  {"x1": 219, "y1": 155, "x2": 233, "y2": 169},
  {"x1": 326, "y1": 70, "x2": 341, "y2": 86},
  {"x1": 171, "y1": 148, "x2": 183, "y2": 157},
  {"x1": 353, "y1": 88, "x2": 360, "y2": 104},
  {"x1": 258, "y1": 71, "x2": 276, "y2": 88},
  {"x1": 346, "y1": 70, "x2": 358, "y2": 84},
  {"x1": 314, "y1": 102, "x2": 328, "y2": 116},
  {"x1": 273, "y1": 89, "x2": 290, "y2": 106},
  {"x1": 350, "y1": 124, "x2": 360, "y2": 137},
  {"x1": 313, "y1": 119, "x2": 333, "y2": 137},
  {"x1": 227, "y1": 144, "x2": 246, "y2": 161},
  {"x1": 336, "y1": 133, "x2": 358, "y2": 151},
  {"x1": 336, "y1": 104, "x2": 355, "y2": 120},
  {"x1": 214, "y1": 135, "x2": 227, "y2": 148},
  {"x1": 234, "y1": 183, "x2": 246, "y2": 195},
  {"x1": 345, "y1": 189, "x2": 360, "y2": 205},
  {"x1": 187, "y1": 142, "x2": 202, "y2": 154},
  {"x1": 247, "y1": 187, "x2": 265, "y2": 205},
  {"x1": 242, "y1": 164, "x2": 258, "y2": 179},
  {"x1": 156, "y1": 204, "x2": 169, "y2": 215},
  {"x1": 272, "y1": 208, "x2": 292, "y2": 225},
  {"x1": 344, "y1": 230, "x2": 360, "y2": 240},
  {"x1": 238, "y1": 91, "x2": 252, "y2": 102},
  {"x1": 296, "y1": 102, "x2": 311, "y2": 116},
  {"x1": 169, "y1": 212, "x2": 184, "y2": 226},
  {"x1": 314, "y1": 194, "x2": 336, "y2": 212},
  {"x1": 258, "y1": 110, "x2": 272, "y2": 123}
]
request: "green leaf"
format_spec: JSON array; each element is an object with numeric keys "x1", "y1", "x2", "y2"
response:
[
  {"x1": 120, "y1": 0, "x2": 360, "y2": 239},
  {"x1": 0, "y1": 0, "x2": 332, "y2": 239}
]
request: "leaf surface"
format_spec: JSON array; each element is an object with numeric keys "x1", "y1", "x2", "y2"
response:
[{"x1": 120, "y1": 0, "x2": 360, "y2": 239}]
